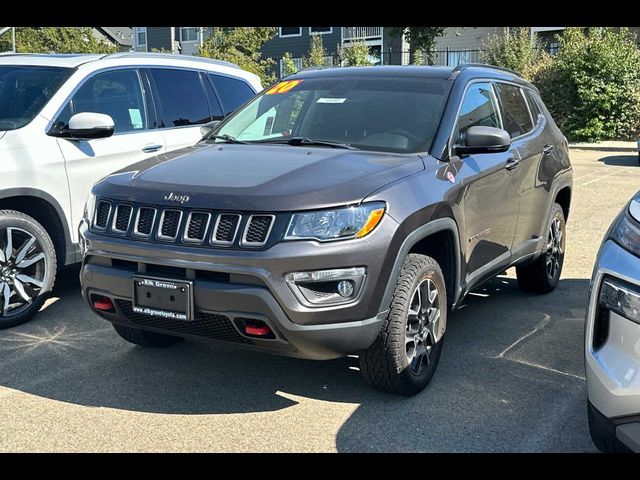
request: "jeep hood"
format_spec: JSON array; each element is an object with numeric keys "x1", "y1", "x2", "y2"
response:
[{"x1": 95, "y1": 143, "x2": 424, "y2": 211}]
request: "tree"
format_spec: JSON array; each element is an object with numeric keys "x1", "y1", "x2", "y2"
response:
[
  {"x1": 389, "y1": 27, "x2": 446, "y2": 64},
  {"x1": 535, "y1": 27, "x2": 640, "y2": 141},
  {"x1": 0, "y1": 27, "x2": 116, "y2": 54},
  {"x1": 481, "y1": 27, "x2": 548, "y2": 81},
  {"x1": 304, "y1": 34, "x2": 326, "y2": 68},
  {"x1": 281, "y1": 52, "x2": 299, "y2": 76},
  {"x1": 339, "y1": 41, "x2": 374, "y2": 67},
  {"x1": 412, "y1": 48, "x2": 425, "y2": 66},
  {"x1": 199, "y1": 27, "x2": 277, "y2": 85}
]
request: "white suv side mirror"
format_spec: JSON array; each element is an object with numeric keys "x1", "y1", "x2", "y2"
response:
[{"x1": 55, "y1": 112, "x2": 115, "y2": 140}]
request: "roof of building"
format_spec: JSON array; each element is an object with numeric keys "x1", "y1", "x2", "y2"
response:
[{"x1": 97, "y1": 27, "x2": 133, "y2": 47}]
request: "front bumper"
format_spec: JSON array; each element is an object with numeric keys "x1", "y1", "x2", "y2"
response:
[
  {"x1": 79, "y1": 216, "x2": 397, "y2": 359},
  {"x1": 585, "y1": 239, "x2": 640, "y2": 452}
]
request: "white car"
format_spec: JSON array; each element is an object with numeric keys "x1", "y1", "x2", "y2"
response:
[
  {"x1": 586, "y1": 190, "x2": 640, "y2": 452},
  {"x1": 0, "y1": 52, "x2": 261, "y2": 328}
]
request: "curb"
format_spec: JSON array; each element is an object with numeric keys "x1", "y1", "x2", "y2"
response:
[{"x1": 569, "y1": 145, "x2": 638, "y2": 153}]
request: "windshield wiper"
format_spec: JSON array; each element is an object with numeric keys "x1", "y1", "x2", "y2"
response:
[
  {"x1": 205, "y1": 134, "x2": 248, "y2": 144},
  {"x1": 254, "y1": 136, "x2": 358, "y2": 150}
]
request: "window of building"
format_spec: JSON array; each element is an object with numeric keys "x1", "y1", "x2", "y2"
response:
[
  {"x1": 180, "y1": 27, "x2": 198, "y2": 42},
  {"x1": 135, "y1": 27, "x2": 147, "y2": 52},
  {"x1": 309, "y1": 27, "x2": 332, "y2": 35},
  {"x1": 150, "y1": 68, "x2": 211, "y2": 127},
  {"x1": 547, "y1": 42, "x2": 560, "y2": 55},
  {"x1": 279, "y1": 27, "x2": 302, "y2": 38},
  {"x1": 494, "y1": 83, "x2": 534, "y2": 139},
  {"x1": 453, "y1": 82, "x2": 501, "y2": 146}
]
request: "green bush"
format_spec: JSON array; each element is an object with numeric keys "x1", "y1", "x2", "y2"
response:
[
  {"x1": 481, "y1": 27, "x2": 548, "y2": 81},
  {"x1": 535, "y1": 27, "x2": 640, "y2": 142},
  {"x1": 339, "y1": 41, "x2": 373, "y2": 67},
  {"x1": 281, "y1": 52, "x2": 299, "y2": 76},
  {"x1": 304, "y1": 35, "x2": 326, "y2": 68}
]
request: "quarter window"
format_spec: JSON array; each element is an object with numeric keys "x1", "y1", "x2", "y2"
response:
[
  {"x1": 69, "y1": 69, "x2": 147, "y2": 133},
  {"x1": 453, "y1": 82, "x2": 501, "y2": 146},
  {"x1": 524, "y1": 89, "x2": 542, "y2": 125},
  {"x1": 150, "y1": 68, "x2": 211, "y2": 127},
  {"x1": 494, "y1": 83, "x2": 533, "y2": 138},
  {"x1": 209, "y1": 74, "x2": 255, "y2": 115}
]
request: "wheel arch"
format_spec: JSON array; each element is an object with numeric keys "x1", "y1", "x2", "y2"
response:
[
  {"x1": 0, "y1": 188, "x2": 75, "y2": 268},
  {"x1": 379, "y1": 217, "x2": 462, "y2": 313}
]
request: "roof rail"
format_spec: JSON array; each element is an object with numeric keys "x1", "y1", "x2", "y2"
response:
[
  {"x1": 297, "y1": 65, "x2": 335, "y2": 73},
  {"x1": 452, "y1": 63, "x2": 521, "y2": 77},
  {"x1": 100, "y1": 52, "x2": 240, "y2": 69}
]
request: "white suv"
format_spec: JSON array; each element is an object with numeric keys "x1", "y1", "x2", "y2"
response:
[{"x1": 0, "y1": 52, "x2": 261, "y2": 328}]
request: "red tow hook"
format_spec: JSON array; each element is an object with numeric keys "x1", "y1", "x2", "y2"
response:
[
  {"x1": 245, "y1": 324, "x2": 271, "y2": 336},
  {"x1": 93, "y1": 296, "x2": 114, "y2": 311}
]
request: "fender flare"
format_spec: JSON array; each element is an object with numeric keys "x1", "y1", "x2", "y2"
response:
[
  {"x1": 0, "y1": 188, "x2": 75, "y2": 265},
  {"x1": 379, "y1": 217, "x2": 462, "y2": 313}
]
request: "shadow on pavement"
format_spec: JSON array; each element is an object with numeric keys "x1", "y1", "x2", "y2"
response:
[
  {"x1": 0, "y1": 271, "x2": 596, "y2": 451},
  {"x1": 598, "y1": 154, "x2": 639, "y2": 167}
]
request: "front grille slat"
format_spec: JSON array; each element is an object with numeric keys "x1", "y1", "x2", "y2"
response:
[
  {"x1": 134, "y1": 207, "x2": 156, "y2": 237},
  {"x1": 158, "y1": 209, "x2": 182, "y2": 240},
  {"x1": 115, "y1": 300, "x2": 253, "y2": 345},
  {"x1": 112, "y1": 204, "x2": 133, "y2": 233},
  {"x1": 242, "y1": 215, "x2": 275, "y2": 246},
  {"x1": 93, "y1": 198, "x2": 275, "y2": 249},
  {"x1": 212, "y1": 214, "x2": 241, "y2": 246},
  {"x1": 184, "y1": 212, "x2": 211, "y2": 243},
  {"x1": 94, "y1": 201, "x2": 112, "y2": 229}
]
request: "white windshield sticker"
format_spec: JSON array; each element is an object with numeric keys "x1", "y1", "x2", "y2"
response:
[
  {"x1": 317, "y1": 97, "x2": 347, "y2": 104},
  {"x1": 128, "y1": 108, "x2": 144, "y2": 129}
]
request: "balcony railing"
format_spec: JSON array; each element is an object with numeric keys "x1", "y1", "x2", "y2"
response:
[{"x1": 342, "y1": 27, "x2": 383, "y2": 41}]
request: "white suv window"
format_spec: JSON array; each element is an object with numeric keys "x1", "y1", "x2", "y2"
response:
[{"x1": 58, "y1": 69, "x2": 147, "y2": 133}]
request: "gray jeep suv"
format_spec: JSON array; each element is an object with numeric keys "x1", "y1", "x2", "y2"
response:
[{"x1": 79, "y1": 64, "x2": 572, "y2": 395}]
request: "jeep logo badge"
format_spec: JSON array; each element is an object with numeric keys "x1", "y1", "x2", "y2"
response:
[{"x1": 164, "y1": 192, "x2": 190, "y2": 204}]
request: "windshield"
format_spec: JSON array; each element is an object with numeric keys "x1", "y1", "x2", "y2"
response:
[
  {"x1": 216, "y1": 75, "x2": 449, "y2": 153},
  {"x1": 0, "y1": 65, "x2": 72, "y2": 131}
]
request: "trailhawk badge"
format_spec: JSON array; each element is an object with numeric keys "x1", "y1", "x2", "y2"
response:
[{"x1": 163, "y1": 192, "x2": 190, "y2": 204}]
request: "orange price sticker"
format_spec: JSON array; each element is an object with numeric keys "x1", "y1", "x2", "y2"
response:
[{"x1": 265, "y1": 79, "x2": 303, "y2": 95}]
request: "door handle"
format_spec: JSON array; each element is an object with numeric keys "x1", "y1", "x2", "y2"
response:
[
  {"x1": 505, "y1": 157, "x2": 520, "y2": 171},
  {"x1": 142, "y1": 143, "x2": 162, "y2": 153},
  {"x1": 543, "y1": 144, "x2": 554, "y2": 156}
]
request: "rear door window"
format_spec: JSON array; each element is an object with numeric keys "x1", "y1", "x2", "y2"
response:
[
  {"x1": 494, "y1": 83, "x2": 533, "y2": 138},
  {"x1": 150, "y1": 68, "x2": 211, "y2": 127},
  {"x1": 209, "y1": 74, "x2": 255, "y2": 115},
  {"x1": 69, "y1": 69, "x2": 147, "y2": 133}
]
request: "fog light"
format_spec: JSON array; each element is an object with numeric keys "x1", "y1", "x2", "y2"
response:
[
  {"x1": 338, "y1": 280, "x2": 354, "y2": 298},
  {"x1": 285, "y1": 267, "x2": 366, "y2": 306}
]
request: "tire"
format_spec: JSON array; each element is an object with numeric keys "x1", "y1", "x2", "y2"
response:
[
  {"x1": 111, "y1": 323, "x2": 183, "y2": 348},
  {"x1": 516, "y1": 203, "x2": 566, "y2": 293},
  {"x1": 0, "y1": 210, "x2": 57, "y2": 329},
  {"x1": 359, "y1": 253, "x2": 446, "y2": 396}
]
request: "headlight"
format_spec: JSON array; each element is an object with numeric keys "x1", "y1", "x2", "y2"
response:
[
  {"x1": 609, "y1": 194, "x2": 640, "y2": 257},
  {"x1": 83, "y1": 191, "x2": 96, "y2": 223},
  {"x1": 284, "y1": 202, "x2": 385, "y2": 241}
]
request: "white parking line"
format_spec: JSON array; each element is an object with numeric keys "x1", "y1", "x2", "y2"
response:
[{"x1": 577, "y1": 166, "x2": 636, "y2": 187}]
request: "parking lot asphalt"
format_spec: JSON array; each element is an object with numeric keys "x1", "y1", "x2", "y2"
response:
[{"x1": 1, "y1": 149, "x2": 639, "y2": 452}]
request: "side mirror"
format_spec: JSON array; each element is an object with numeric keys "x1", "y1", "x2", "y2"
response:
[
  {"x1": 454, "y1": 126, "x2": 511, "y2": 155},
  {"x1": 52, "y1": 112, "x2": 115, "y2": 140},
  {"x1": 200, "y1": 120, "x2": 220, "y2": 138}
]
